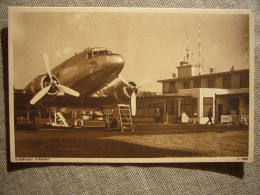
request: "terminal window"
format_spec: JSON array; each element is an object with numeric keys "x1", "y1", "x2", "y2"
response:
[
  {"x1": 183, "y1": 80, "x2": 190, "y2": 89},
  {"x1": 163, "y1": 82, "x2": 170, "y2": 94},
  {"x1": 163, "y1": 82, "x2": 176, "y2": 94},
  {"x1": 137, "y1": 105, "x2": 146, "y2": 117},
  {"x1": 240, "y1": 73, "x2": 249, "y2": 88},
  {"x1": 167, "y1": 102, "x2": 175, "y2": 115},
  {"x1": 194, "y1": 79, "x2": 201, "y2": 88},
  {"x1": 223, "y1": 75, "x2": 231, "y2": 89},
  {"x1": 181, "y1": 98, "x2": 197, "y2": 117},
  {"x1": 147, "y1": 104, "x2": 156, "y2": 118},
  {"x1": 169, "y1": 82, "x2": 176, "y2": 93},
  {"x1": 207, "y1": 77, "x2": 215, "y2": 88},
  {"x1": 203, "y1": 97, "x2": 213, "y2": 117}
]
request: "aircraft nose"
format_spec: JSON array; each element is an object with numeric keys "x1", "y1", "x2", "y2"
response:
[{"x1": 108, "y1": 55, "x2": 125, "y2": 69}]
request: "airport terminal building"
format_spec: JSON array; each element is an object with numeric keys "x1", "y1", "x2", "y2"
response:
[{"x1": 135, "y1": 61, "x2": 249, "y2": 124}]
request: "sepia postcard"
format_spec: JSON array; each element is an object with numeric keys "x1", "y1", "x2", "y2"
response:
[{"x1": 8, "y1": 7, "x2": 254, "y2": 163}]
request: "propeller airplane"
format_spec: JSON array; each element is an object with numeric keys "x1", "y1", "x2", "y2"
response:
[{"x1": 14, "y1": 47, "x2": 150, "y2": 129}]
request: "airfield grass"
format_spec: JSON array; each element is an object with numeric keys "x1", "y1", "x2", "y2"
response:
[{"x1": 15, "y1": 123, "x2": 249, "y2": 158}]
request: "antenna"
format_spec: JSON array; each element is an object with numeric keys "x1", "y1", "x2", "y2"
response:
[
  {"x1": 186, "y1": 23, "x2": 189, "y2": 64},
  {"x1": 245, "y1": 31, "x2": 249, "y2": 66},
  {"x1": 198, "y1": 20, "x2": 204, "y2": 75},
  {"x1": 198, "y1": 20, "x2": 202, "y2": 67}
]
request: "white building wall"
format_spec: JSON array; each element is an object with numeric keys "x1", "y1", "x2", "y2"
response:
[
  {"x1": 172, "y1": 87, "x2": 249, "y2": 124},
  {"x1": 178, "y1": 88, "x2": 230, "y2": 124},
  {"x1": 178, "y1": 88, "x2": 203, "y2": 123}
]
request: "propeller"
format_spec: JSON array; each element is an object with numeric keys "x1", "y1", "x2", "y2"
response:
[
  {"x1": 136, "y1": 78, "x2": 151, "y2": 89},
  {"x1": 118, "y1": 75, "x2": 151, "y2": 116},
  {"x1": 30, "y1": 85, "x2": 51, "y2": 105},
  {"x1": 43, "y1": 53, "x2": 53, "y2": 83},
  {"x1": 131, "y1": 92, "x2": 136, "y2": 116},
  {"x1": 118, "y1": 75, "x2": 132, "y2": 88},
  {"x1": 56, "y1": 85, "x2": 79, "y2": 97},
  {"x1": 30, "y1": 53, "x2": 80, "y2": 105}
]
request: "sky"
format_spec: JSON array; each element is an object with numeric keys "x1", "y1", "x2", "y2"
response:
[{"x1": 11, "y1": 9, "x2": 250, "y2": 92}]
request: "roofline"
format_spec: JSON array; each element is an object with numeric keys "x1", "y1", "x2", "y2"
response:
[
  {"x1": 158, "y1": 68, "x2": 249, "y2": 83},
  {"x1": 137, "y1": 94, "x2": 191, "y2": 99},
  {"x1": 84, "y1": 47, "x2": 110, "y2": 52}
]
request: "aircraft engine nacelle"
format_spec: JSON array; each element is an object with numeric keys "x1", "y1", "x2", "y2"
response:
[
  {"x1": 25, "y1": 75, "x2": 60, "y2": 96},
  {"x1": 104, "y1": 80, "x2": 138, "y2": 103}
]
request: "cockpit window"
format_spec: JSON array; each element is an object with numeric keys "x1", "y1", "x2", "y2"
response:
[
  {"x1": 92, "y1": 49, "x2": 110, "y2": 57},
  {"x1": 99, "y1": 50, "x2": 110, "y2": 55},
  {"x1": 93, "y1": 51, "x2": 98, "y2": 56},
  {"x1": 86, "y1": 52, "x2": 93, "y2": 60}
]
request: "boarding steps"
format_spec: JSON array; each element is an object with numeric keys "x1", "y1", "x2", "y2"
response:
[
  {"x1": 52, "y1": 112, "x2": 69, "y2": 127},
  {"x1": 104, "y1": 104, "x2": 134, "y2": 132}
]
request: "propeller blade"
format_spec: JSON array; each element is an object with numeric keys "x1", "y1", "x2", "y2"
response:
[
  {"x1": 131, "y1": 92, "x2": 136, "y2": 116},
  {"x1": 30, "y1": 85, "x2": 51, "y2": 105},
  {"x1": 43, "y1": 53, "x2": 53, "y2": 82},
  {"x1": 118, "y1": 75, "x2": 133, "y2": 88},
  {"x1": 56, "y1": 85, "x2": 80, "y2": 97},
  {"x1": 137, "y1": 78, "x2": 151, "y2": 89}
]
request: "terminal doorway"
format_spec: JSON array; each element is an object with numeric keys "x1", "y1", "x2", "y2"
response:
[{"x1": 217, "y1": 104, "x2": 223, "y2": 124}]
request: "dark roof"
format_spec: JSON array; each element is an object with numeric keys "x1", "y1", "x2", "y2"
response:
[
  {"x1": 158, "y1": 69, "x2": 249, "y2": 83},
  {"x1": 137, "y1": 94, "x2": 191, "y2": 99}
]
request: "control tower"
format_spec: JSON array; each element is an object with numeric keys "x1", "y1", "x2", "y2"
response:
[{"x1": 177, "y1": 20, "x2": 204, "y2": 78}]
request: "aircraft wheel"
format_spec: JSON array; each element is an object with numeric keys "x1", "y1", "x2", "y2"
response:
[
  {"x1": 110, "y1": 118, "x2": 118, "y2": 128},
  {"x1": 77, "y1": 121, "x2": 82, "y2": 128},
  {"x1": 29, "y1": 116, "x2": 41, "y2": 130},
  {"x1": 105, "y1": 121, "x2": 110, "y2": 129}
]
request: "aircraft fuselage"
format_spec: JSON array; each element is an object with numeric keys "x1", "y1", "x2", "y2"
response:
[{"x1": 24, "y1": 47, "x2": 124, "y2": 99}]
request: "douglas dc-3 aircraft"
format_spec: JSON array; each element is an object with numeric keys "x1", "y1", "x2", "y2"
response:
[{"x1": 14, "y1": 47, "x2": 149, "y2": 129}]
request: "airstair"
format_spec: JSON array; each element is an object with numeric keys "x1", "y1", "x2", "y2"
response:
[
  {"x1": 104, "y1": 104, "x2": 134, "y2": 132},
  {"x1": 52, "y1": 112, "x2": 69, "y2": 127}
]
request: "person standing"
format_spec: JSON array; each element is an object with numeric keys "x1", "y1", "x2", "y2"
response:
[{"x1": 205, "y1": 108, "x2": 213, "y2": 125}]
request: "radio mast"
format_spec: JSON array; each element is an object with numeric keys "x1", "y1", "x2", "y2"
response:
[
  {"x1": 186, "y1": 23, "x2": 189, "y2": 64},
  {"x1": 245, "y1": 31, "x2": 249, "y2": 67},
  {"x1": 198, "y1": 20, "x2": 203, "y2": 74}
]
